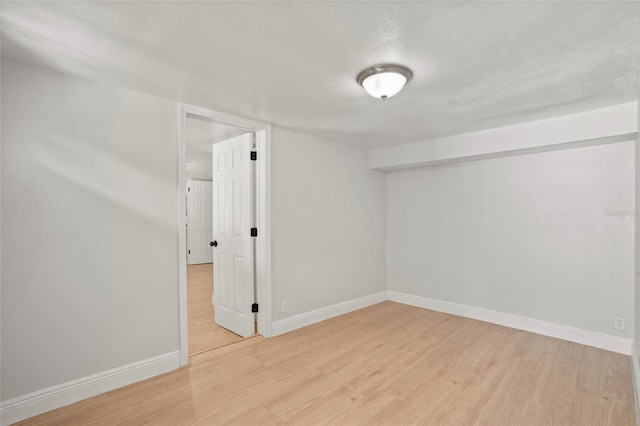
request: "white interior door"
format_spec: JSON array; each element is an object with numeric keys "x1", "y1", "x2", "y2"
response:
[
  {"x1": 187, "y1": 180, "x2": 213, "y2": 265},
  {"x1": 212, "y1": 133, "x2": 254, "y2": 337}
]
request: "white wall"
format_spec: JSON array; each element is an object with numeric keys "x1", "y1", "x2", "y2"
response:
[
  {"x1": 634, "y1": 91, "x2": 640, "y2": 414},
  {"x1": 185, "y1": 115, "x2": 213, "y2": 181},
  {"x1": 0, "y1": 63, "x2": 388, "y2": 411},
  {"x1": 387, "y1": 141, "x2": 635, "y2": 338},
  {"x1": 1, "y1": 62, "x2": 180, "y2": 400},
  {"x1": 270, "y1": 128, "x2": 387, "y2": 322},
  {"x1": 185, "y1": 160, "x2": 213, "y2": 181},
  {"x1": 637, "y1": 97, "x2": 640, "y2": 341}
]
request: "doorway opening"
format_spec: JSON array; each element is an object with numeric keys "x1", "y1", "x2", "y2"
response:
[{"x1": 178, "y1": 104, "x2": 272, "y2": 366}]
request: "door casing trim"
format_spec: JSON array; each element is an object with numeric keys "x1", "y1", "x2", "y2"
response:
[{"x1": 177, "y1": 103, "x2": 272, "y2": 366}]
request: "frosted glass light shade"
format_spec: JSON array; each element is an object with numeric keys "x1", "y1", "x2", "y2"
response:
[
  {"x1": 362, "y1": 72, "x2": 407, "y2": 100},
  {"x1": 357, "y1": 64, "x2": 413, "y2": 100}
]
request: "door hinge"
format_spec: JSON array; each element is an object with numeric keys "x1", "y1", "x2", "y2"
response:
[
  {"x1": 250, "y1": 151, "x2": 257, "y2": 161},
  {"x1": 187, "y1": 187, "x2": 191, "y2": 192},
  {"x1": 251, "y1": 227, "x2": 258, "y2": 237},
  {"x1": 252, "y1": 303, "x2": 259, "y2": 313},
  {"x1": 188, "y1": 249, "x2": 191, "y2": 254}
]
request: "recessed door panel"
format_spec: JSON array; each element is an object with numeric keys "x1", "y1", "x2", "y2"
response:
[
  {"x1": 216, "y1": 181, "x2": 227, "y2": 236},
  {"x1": 233, "y1": 179, "x2": 244, "y2": 237}
]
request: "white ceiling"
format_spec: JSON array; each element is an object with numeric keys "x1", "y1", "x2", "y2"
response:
[{"x1": 2, "y1": 1, "x2": 638, "y2": 149}]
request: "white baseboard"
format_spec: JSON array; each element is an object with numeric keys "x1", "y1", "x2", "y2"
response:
[
  {"x1": 272, "y1": 291, "x2": 387, "y2": 336},
  {"x1": 0, "y1": 351, "x2": 181, "y2": 426},
  {"x1": 632, "y1": 343, "x2": 640, "y2": 426},
  {"x1": 387, "y1": 291, "x2": 633, "y2": 355}
]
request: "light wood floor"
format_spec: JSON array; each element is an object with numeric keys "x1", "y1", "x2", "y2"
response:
[
  {"x1": 17, "y1": 302, "x2": 636, "y2": 425},
  {"x1": 188, "y1": 263, "x2": 243, "y2": 355}
]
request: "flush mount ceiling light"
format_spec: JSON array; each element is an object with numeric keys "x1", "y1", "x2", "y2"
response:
[{"x1": 356, "y1": 64, "x2": 413, "y2": 101}]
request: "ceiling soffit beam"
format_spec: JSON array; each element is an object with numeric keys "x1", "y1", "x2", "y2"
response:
[{"x1": 370, "y1": 102, "x2": 638, "y2": 171}]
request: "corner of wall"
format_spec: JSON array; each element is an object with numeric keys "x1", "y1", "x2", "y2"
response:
[
  {"x1": 634, "y1": 97, "x2": 640, "y2": 425},
  {"x1": 270, "y1": 127, "x2": 387, "y2": 321}
]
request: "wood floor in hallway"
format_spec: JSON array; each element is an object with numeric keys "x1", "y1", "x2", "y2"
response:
[
  {"x1": 187, "y1": 263, "x2": 243, "y2": 355},
  {"x1": 17, "y1": 301, "x2": 636, "y2": 425}
]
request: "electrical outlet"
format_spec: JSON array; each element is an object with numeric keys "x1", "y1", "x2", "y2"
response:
[
  {"x1": 614, "y1": 316, "x2": 625, "y2": 330},
  {"x1": 281, "y1": 300, "x2": 288, "y2": 313}
]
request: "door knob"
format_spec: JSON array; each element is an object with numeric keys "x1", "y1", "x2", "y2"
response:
[{"x1": 210, "y1": 241, "x2": 217, "y2": 247}]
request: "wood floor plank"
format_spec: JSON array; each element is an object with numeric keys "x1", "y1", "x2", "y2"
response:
[{"x1": 16, "y1": 301, "x2": 636, "y2": 425}]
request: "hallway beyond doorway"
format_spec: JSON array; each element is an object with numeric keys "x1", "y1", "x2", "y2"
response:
[{"x1": 187, "y1": 263, "x2": 243, "y2": 356}]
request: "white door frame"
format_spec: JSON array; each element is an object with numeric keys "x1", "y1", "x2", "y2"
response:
[{"x1": 177, "y1": 103, "x2": 272, "y2": 366}]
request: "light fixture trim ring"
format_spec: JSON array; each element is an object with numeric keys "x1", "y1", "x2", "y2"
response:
[{"x1": 356, "y1": 63, "x2": 413, "y2": 87}]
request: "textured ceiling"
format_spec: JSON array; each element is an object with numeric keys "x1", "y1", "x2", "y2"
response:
[{"x1": 2, "y1": 1, "x2": 639, "y2": 149}]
